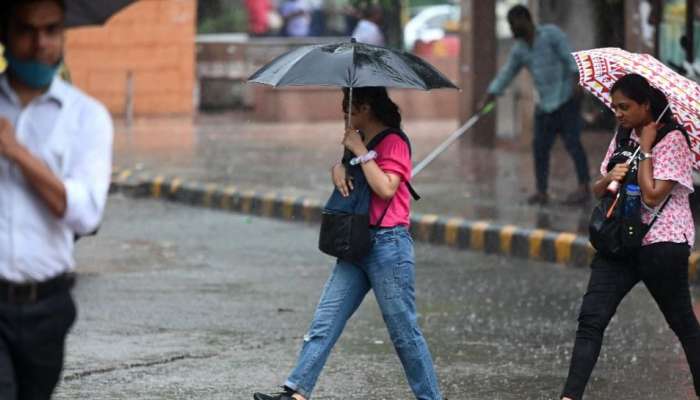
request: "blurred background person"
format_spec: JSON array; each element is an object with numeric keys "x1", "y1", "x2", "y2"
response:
[
  {"x1": 352, "y1": 4, "x2": 385, "y2": 46},
  {"x1": 279, "y1": 0, "x2": 310, "y2": 37},
  {"x1": 245, "y1": 0, "x2": 274, "y2": 36}
]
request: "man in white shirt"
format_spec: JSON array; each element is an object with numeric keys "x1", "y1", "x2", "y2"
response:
[
  {"x1": 351, "y1": 5, "x2": 385, "y2": 46},
  {"x1": 0, "y1": 0, "x2": 113, "y2": 398}
]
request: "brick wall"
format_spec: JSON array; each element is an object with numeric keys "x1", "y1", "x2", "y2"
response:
[{"x1": 65, "y1": 0, "x2": 196, "y2": 116}]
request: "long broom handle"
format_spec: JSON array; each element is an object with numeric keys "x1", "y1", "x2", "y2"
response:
[{"x1": 412, "y1": 102, "x2": 495, "y2": 177}]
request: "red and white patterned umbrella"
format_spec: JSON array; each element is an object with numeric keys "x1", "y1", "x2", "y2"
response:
[{"x1": 573, "y1": 47, "x2": 700, "y2": 168}]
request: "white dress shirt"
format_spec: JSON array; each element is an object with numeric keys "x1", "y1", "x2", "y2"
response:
[{"x1": 0, "y1": 74, "x2": 113, "y2": 283}]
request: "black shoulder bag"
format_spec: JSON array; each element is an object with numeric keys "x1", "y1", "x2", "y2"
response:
[
  {"x1": 588, "y1": 124, "x2": 687, "y2": 259},
  {"x1": 319, "y1": 129, "x2": 419, "y2": 262}
]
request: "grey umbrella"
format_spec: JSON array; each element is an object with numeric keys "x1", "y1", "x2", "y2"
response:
[
  {"x1": 249, "y1": 39, "x2": 458, "y2": 90},
  {"x1": 63, "y1": 0, "x2": 137, "y2": 27},
  {"x1": 248, "y1": 39, "x2": 458, "y2": 126}
]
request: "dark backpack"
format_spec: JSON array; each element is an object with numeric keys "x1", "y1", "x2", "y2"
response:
[
  {"x1": 319, "y1": 129, "x2": 419, "y2": 262},
  {"x1": 588, "y1": 123, "x2": 688, "y2": 259}
]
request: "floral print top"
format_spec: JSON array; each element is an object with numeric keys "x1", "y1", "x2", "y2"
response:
[{"x1": 601, "y1": 129, "x2": 695, "y2": 247}]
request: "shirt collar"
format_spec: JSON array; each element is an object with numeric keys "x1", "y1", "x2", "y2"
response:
[{"x1": 0, "y1": 73, "x2": 66, "y2": 107}]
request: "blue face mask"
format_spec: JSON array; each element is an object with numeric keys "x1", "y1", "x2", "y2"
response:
[{"x1": 5, "y1": 53, "x2": 60, "y2": 89}]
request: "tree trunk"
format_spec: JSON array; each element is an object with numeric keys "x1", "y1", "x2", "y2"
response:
[{"x1": 381, "y1": 0, "x2": 403, "y2": 48}]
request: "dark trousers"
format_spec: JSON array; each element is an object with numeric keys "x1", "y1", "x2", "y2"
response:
[
  {"x1": 533, "y1": 98, "x2": 590, "y2": 194},
  {"x1": 562, "y1": 243, "x2": 700, "y2": 399},
  {"x1": 0, "y1": 290, "x2": 76, "y2": 400}
]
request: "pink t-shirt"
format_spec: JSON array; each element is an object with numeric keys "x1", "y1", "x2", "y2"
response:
[
  {"x1": 369, "y1": 134, "x2": 412, "y2": 227},
  {"x1": 600, "y1": 129, "x2": 695, "y2": 246}
]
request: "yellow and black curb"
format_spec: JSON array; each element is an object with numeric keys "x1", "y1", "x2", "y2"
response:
[{"x1": 110, "y1": 169, "x2": 700, "y2": 278}]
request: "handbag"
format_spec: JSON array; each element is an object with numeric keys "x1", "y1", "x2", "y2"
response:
[
  {"x1": 588, "y1": 188, "x2": 670, "y2": 259},
  {"x1": 588, "y1": 124, "x2": 682, "y2": 258},
  {"x1": 318, "y1": 129, "x2": 418, "y2": 262}
]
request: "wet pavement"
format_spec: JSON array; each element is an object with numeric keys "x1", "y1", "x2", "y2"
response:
[
  {"x1": 113, "y1": 112, "x2": 626, "y2": 238},
  {"x1": 55, "y1": 196, "x2": 700, "y2": 399}
]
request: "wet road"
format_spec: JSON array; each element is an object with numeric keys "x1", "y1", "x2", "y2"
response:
[
  {"x1": 113, "y1": 114, "x2": 619, "y2": 236},
  {"x1": 54, "y1": 196, "x2": 699, "y2": 399}
]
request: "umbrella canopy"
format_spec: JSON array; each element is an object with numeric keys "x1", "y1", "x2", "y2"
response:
[
  {"x1": 573, "y1": 47, "x2": 700, "y2": 168},
  {"x1": 64, "y1": 0, "x2": 137, "y2": 28},
  {"x1": 248, "y1": 40, "x2": 459, "y2": 90}
]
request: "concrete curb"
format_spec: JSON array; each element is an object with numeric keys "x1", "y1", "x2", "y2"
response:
[{"x1": 109, "y1": 169, "x2": 700, "y2": 280}]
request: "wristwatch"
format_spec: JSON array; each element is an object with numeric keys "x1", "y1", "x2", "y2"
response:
[{"x1": 638, "y1": 151, "x2": 653, "y2": 162}]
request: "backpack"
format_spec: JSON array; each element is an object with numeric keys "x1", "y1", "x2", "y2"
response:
[
  {"x1": 588, "y1": 123, "x2": 688, "y2": 259},
  {"x1": 319, "y1": 129, "x2": 419, "y2": 262}
]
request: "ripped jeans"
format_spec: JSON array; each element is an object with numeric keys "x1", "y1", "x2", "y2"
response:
[{"x1": 284, "y1": 226, "x2": 442, "y2": 399}]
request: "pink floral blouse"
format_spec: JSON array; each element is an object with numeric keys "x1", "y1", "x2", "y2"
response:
[{"x1": 600, "y1": 129, "x2": 695, "y2": 247}]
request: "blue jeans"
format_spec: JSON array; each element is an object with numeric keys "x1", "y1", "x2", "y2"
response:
[{"x1": 285, "y1": 226, "x2": 442, "y2": 399}]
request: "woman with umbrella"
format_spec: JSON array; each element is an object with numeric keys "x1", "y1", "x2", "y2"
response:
[
  {"x1": 560, "y1": 73, "x2": 700, "y2": 399},
  {"x1": 253, "y1": 86, "x2": 443, "y2": 400},
  {"x1": 248, "y1": 38, "x2": 457, "y2": 400}
]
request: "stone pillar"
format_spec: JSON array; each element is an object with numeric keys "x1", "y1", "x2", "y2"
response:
[{"x1": 458, "y1": 0, "x2": 496, "y2": 146}]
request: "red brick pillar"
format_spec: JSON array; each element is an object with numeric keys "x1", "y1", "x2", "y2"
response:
[{"x1": 65, "y1": 0, "x2": 197, "y2": 116}]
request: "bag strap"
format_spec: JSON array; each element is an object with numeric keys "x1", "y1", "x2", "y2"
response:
[
  {"x1": 646, "y1": 194, "x2": 672, "y2": 230},
  {"x1": 373, "y1": 199, "x2": 393, "y2": 227},
  {"x1": 366, "y1": 128, "x2": 421, "y2": 201},
  {"x1": 616, "y1": 126, "x2": 633, "y2": 148}
]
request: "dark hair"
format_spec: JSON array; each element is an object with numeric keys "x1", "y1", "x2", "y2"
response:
[
  {"x1": 610, "y1": 73, "x2": 673, "y2": 124},
  {"x1": 342, "y1": 86, "x2": 402, "y2": 129},
  {"x1": 507, "y1": 5, "x2": 532, "y2": 22},
  {"x1": 1, "y1": 0, "x2": 66, "y2": 38}
]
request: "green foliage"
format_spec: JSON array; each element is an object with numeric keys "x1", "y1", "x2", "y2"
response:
[
  {"x1": 198, "y1": 8, "x2": 247, "y2": 33},
  {"x1": 198, "y1": 0, "x2": 248, "y2": 34},
  {"x1": 408, "y1": 0, "x2": 448, "y2": 7}
]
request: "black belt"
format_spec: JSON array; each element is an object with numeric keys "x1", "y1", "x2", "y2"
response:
[{"x1": 0, "y1": 273, "x2": 75, "y2": 305}]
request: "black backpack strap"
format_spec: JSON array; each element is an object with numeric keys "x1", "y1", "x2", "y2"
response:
[
  {"x1": 406, "y1": 183, "x2": 421, "y2": 201},
  {"x1": 616, "y1": 125, "x2": 633, "y2": 148},
  {"x1": 366, "y1": 128, "x2": 413, "y2": 155},
  {"x1": 366, "y1": 128, "x2": 420, "y2": 201},
  {"x1": 373, "y1": 200, "x2": 393, "y2": 228}
]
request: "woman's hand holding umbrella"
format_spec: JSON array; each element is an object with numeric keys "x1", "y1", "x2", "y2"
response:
[
  {"x1": 342, "y1": 128, "x2": 367, "y2": 157},
  {"x1": 607, "y1": 163, "x2": 630, "y2": 184}
]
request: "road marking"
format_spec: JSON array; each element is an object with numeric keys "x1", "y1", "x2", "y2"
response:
[
  {"x1": 499, "y1": 225, "x2": 518, "y2": 254},
  {"x1": 470, "y1": 221, "x2": 490, "y2": 251},
  {"x1": 529, "y1": 229, "x2": 547, "y2": 260},
  {"x1": 555, "y1": 232, "x2": 578, "y2": 264}
]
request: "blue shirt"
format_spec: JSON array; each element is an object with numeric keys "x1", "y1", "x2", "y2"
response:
[{"x1": 487, "y1": 24, "x2": 579, "y2": 113}]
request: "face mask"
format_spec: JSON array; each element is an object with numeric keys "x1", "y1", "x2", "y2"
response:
[{"x1": 5, "y1": 52, "x2": 60, "y2": 89}]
